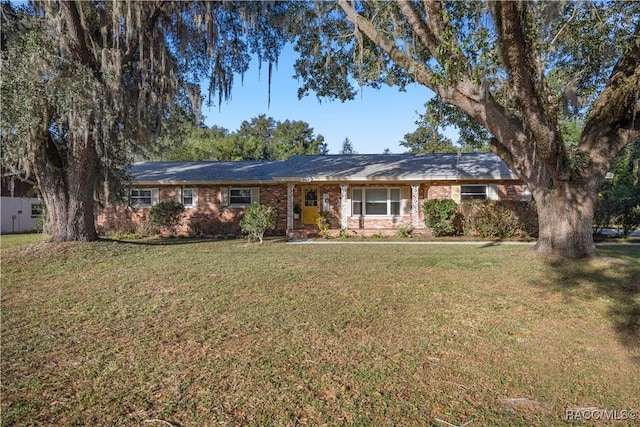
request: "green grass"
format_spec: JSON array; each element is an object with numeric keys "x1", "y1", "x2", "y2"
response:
[
  {"x1": 0, "y1": 233, "x2": 48, "y2": 250},
  {"x1": 1, "y1": 235, "x2": 639, "y2": 426}
]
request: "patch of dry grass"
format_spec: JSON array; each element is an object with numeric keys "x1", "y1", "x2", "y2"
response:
[{"x1": 1, "y1": 236, "x2": 639, "y2": 426}]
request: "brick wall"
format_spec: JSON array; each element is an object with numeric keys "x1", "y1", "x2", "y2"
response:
[
  {"x1": 96, "y1": 184, "x2": 293, "y2": 237},
  {"x1": 426, "y1": 182, "x2": 526, "y2": 202},
  {"x1": 96, "y1": 180, "x2": 528, "y2": 237},
  {"x1": 426, "y1": 184, "x2": 452, "y2": 200},
  {"x1": 259, "y1": 185, "x2": 288, "y2": 233},
  {"x1": 497, "y1": 184, "x2": 527, "y2": 201}
]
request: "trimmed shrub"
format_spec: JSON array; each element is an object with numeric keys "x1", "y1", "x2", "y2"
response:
[
  {"x1": 149, "y1": 201, "x2": 185, "y2": 235},
  {"x1": 240, "y1": 203, "x2": 278, "y2": 243},
  {"x1": 460, "y1": 200, "x2": 538, "y2": 239},
  {"x1": 423, "y1": 199, "x2": 459, "y2": 236}
]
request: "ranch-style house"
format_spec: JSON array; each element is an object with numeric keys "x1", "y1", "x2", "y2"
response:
[{"x1": 96, "y1": 153, "x2": 531, "y2": 238}]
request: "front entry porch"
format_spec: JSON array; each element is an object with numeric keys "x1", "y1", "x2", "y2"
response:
[{"x1": 285, "y1": 182, "x2": 422, "y2": 238}]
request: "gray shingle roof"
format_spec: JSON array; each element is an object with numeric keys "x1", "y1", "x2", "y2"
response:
[
  {"x1": 129, "y1": 160, "x2": 287, "y2": 184},
  {"x1": 274, "y1": 153, "x2": 518, "y2": 181},
  {"x1": 129, "y1": 153, "x2": 519, "y2": 184}
]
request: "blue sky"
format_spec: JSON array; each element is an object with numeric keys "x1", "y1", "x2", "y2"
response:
[{"x1": 202, "y1": 45, "x2": 437, "y2": 155}]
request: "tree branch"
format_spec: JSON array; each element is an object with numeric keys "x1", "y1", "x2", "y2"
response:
[
  {"x1": 120, "y1": 2, "x2": 168, "y2": 66},
  {"x1": 583, "y1": 23, "x2": 640, "y2": 148},
  {"x1": 493, "y1": 1, "x2": 567, "y2": 180},
  {"x1": 338, "y1": 0, "x2": 438, "y2": 91},
  {"x1": 339, "y1": 0, "x2": 529, "y2": 179},
  {"x1": 580, "y1": 36, "x2": 640, "y2": 181},
  {"x1": 59, "y1": 1, "x2": 93, "y2": 66},
  {"x1": 396, "y1": 1, "x2": 439, "y2": 56}
]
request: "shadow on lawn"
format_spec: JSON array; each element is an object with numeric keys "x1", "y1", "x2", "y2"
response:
[
  {"x1": 533, "y1": 246, "x2": 640, "y2": 361},
  {"x1": 99, "y1": 236, "x2": 288, "y2": 246}
]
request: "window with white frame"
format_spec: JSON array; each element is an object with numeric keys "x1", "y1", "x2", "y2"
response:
[
  {"x1": 460, "y1": 185, "x2": 487, "y2": 200},
  {"x1": 229, "y1": 188, "x2": 253, "y2": 206},
  {"x1": 182, "y1": 188, "x2": 195, "y2": 207},
  {"x1": 130, "y1": 188, "x2": 154, "y2": 207},
  {"x1": 220, "y1": 187, "x2": 258, "y2": 207},
  {"x1": 352, "y1": 188, "x2": 401, "y2": 216}
]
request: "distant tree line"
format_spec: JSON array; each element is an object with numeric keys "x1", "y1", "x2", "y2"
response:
[{"x1": 156, "y1": 115, "x2": 328, "y2": 161}]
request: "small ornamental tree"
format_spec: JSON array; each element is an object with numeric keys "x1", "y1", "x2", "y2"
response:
[
  {"x1": 423, "y1": 199, "x2": 458, "y2": 237},
  {"x1": 240, "y1": 204, "x2": 278, "y2": 244},
  {"x1": 316, "y1": 211, "x2": 332, "y2": 239},
  {"x1": 149, "y1": 201, "x2": 185, "y2": 236}
]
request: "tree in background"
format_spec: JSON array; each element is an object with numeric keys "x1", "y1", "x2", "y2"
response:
[
  {"x1": 160, "y1": 125, "x2": 235, "y2": 161},
  {"x1": 595, "y1": 139, "x2": 640, "y2": 235},
  {"x1": 400, "y1": 127, "x2": 458, "y2": 154},
  {"x1": 160, "y1": 115, "x2": 326, "y2": 161},
  {"x1": 1, "y1": 1, "x2": 289, "y2": 241},
  {"x1": 339, "y1": 137, "x2": 357, "y2": 154},
  {"x1": 290, "y1": 1, "x2": 640, "y2": 258},
  {"x1": 401, "y1": 98, "x2": 489, "y2": 153},
  {"x1": 270, "y1": 118, "x2": 327, "y2": 159}
]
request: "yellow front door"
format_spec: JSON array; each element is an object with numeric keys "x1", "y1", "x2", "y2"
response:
[{"x1": 302, "y1": 187, "x2": 319, "y2": 225}]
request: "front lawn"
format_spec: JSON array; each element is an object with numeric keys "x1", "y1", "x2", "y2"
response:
[{"x1": 1, "y1": 236, "x2": 638, "y2": 426}]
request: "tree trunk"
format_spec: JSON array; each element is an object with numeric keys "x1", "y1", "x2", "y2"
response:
[
  {"x1": 33, "y1": 132, "x2": 99, "y2": 242},
  {"x1": 533, "y1": 185, "x2": 598, "y2": 258}
]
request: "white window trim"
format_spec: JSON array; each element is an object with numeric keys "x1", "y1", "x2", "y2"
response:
[
  {"x1": 130, "y1": 188, "x2": 158, "y2": 208},
  {"x1": 460, "y1": 184, "x2": 499, "y2": 201},
  {"x1": 177, "y1": 187, "x2": 198, "y2": 207},
  {"x1": 460, "y1": 185, "x2": 488, "y2": 200},
  {"x1": 351, "y1": 187, "x2": 402, "y2": 217},
  {"x1": 228, "y1": 187, "x2": 259, "y2": 208}
]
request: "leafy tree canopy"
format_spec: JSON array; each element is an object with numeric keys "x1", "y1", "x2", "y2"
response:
[
  {"x1": 401, "y1": 97, "x2": 491, "y2": 153},
  {"x1": 288, "y1": 0, "x2": 640, "y2": 258},
  {"x1": 0, "y1": 0, "x2": 291, "y2": 241},
  {"x1": 160, "y1": 115, "x2": 327, "y2": 161}
]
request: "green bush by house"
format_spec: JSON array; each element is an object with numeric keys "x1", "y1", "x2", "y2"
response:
[
  {"x1": 460, "y1": 200, "x2": 538, "y2": 239},
  {"x1": 423, "y1": 199, "x2": 537, "y2": 239},
  {"x1": 240, "y1": 203, "x2": 278, "y2": 243},
  {"x1": 423, "y1": 199, "x2": 459, "y2": 236},
  {"x1": 149, "y1": 201, "x2": 185, "y2": 235}
]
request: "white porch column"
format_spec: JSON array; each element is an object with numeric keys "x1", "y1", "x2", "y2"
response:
[
  {"x1": 340, "y1": 184, "x2": 349, "y2": 230},
  {"x1": 287, "y1": 183, "x2": 295, "y2": 232},
  {"x1": 411, "y1": 184, "x2": 420, "y2": 228}
]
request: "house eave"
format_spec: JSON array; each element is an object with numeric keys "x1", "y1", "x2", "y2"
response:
[
  {"x1": 132, "y1": 179, "x2": 277, "y2": 186},
  {"x1": 132, "y1": 174, "x2": 521, "y2": 186},
  {"x1": 274, "y1": 174, "x2": 520, "y2": 183}
]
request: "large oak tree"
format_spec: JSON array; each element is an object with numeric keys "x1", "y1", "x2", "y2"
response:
[
  {"x1": 290, "y1": 0, "x2": 640, "y2": 258},
  {"x1": 1, "y1": 1, "x2": 288, "y2": 241}
]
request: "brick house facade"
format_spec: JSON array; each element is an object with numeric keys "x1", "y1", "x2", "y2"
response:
[{"x1": 96, "y1": 153, "x2": 530, "y2": 237}]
